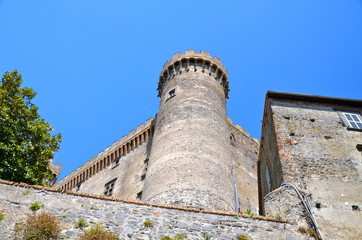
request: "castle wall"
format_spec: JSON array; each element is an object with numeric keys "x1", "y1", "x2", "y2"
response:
[
  {"x1": 0, "y1": 181, "x2": 311, "y2": 240},
  {"x1": 229, "y1": 121, "x2": 259, "y2": 214},
  {"x1": 54, "y1": 118, "x2": 155, "y2": 200},
  {"x1": 259, "y1": 93, "x2": 362, "y2": 240},
  {"x1": 143, "y1": 51, "x2": 235, "y2": 211}
]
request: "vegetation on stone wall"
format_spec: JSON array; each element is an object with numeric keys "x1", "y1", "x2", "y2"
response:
[
  {"x1": 14, "y1": 212, "x2": 62, "y2": 240},
  {"x1": 78, "y1": 224, "x2": 119, "y2": 240},
  {"x1": 0, "y1": 70, "x2": 62, "y2": 185}
]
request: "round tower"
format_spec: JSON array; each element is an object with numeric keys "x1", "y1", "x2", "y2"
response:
[{"x1": 142, "y1": 50, "x2": 234, "y2": 211}]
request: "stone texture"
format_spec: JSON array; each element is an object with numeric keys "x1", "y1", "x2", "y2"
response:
[
  {"x1": 259, "y1": 93, "x2": 362, "y2": 240},
  {"x1": 0, "y1": 182, "x2": 310, "y2": 240}
]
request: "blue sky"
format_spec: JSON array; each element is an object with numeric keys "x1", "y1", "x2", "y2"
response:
[{"x1": 1, "y1": 1, "x2": 361, "y2": 181}]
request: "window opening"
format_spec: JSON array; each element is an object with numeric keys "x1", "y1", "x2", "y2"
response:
[
  {"x1": 136, "y1": 191, "x2": 143, "y2": 200},
  {"x1": 75, "y1": 181, "x2": 82, "y2": 192},
  {"x1": 167, "y1": 89, "x2": 176, "y2": 100},
  {"x1": 112, "y1": 157, "x2": 120, "y2": 168},
  {"x1": 104, "y1": 178, "x2": 117, "y2": 196},
  {"x1": 343, "y1": 113, "x2": 362, "y2": 129}
]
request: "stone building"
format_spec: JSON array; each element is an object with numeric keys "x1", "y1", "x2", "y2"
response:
[
  {"x1": 258, "y1": 91, "x2": 362, "y2": 239},
  {"x1": 53, "y1": 51, "x2": 362, "y2": 239},
  {"x1": 54, "y1": 50, "x2": 259, "y2": 213}
]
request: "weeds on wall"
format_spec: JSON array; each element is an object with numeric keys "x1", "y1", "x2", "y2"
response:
[
  {"x1": 202, "y1": 232, "x2": 211, "y2": 240},
  {"x1": 143, "y1": 219, "x2": 155, "y2": 228},
  {"x1": 14, "y1": 212, "x2": 62, "y2": 240},
  {"x1": 22, "y1": 190, "x2": 29, "y2": 195},
  {"x1": 29, "y1": 201, "x2": 44, "y2": 211},
  {"x1": 0, "y1": 212, "x2": 4, "y2": 221},
  {"x1": 78, "y1": 224, "x2": 119, "y2": 240},
  {"x1": 160, "y1": 234, "x2": 187, "y2": 240},
  {"x1": 236, "y1": 234, "x2": 250, "y2": 240},
  {"x1": 244, "y1": 209, "x2": 255, "y2": 217},
  {"x1": 75, "y1": 219, "x2": 88, "y2": 228}
]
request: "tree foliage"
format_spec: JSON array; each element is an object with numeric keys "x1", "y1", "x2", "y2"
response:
[{"x1": 0, "y1": 70, "x2": 61, "y2": 185}]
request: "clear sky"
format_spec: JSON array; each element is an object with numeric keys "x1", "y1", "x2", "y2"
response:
[{"x1": 1, "y1": 1, "x2": 361, "y2": 181}]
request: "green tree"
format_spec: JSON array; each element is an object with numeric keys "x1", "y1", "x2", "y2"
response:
[{"x1": 0, "y1": 70, "x2": 61, "y2": 185}]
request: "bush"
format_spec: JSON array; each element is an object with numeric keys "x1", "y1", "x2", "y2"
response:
[
  {"x1": 144, "y1": 219, "x2": 155, "y2": 228},
  {"x1": 78, "y1": 224, "x2": 119, "y2": 240},
  {"x1": 0, "y1": 212, "x2": 4, "y2": 220},
  {"x1": 75, "y1": 219, "x2": 88, "y2": 228},
  {"x1": 14, "y1": 212, "x2": 61, "y2": 240},
  {"x1": 30, "y1": 202, "x2": 44, "y2": 211}
]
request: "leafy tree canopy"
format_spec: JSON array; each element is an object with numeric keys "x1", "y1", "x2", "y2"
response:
[{"x1": 0, "y1": 70, "x2": 61, "y2": 185}]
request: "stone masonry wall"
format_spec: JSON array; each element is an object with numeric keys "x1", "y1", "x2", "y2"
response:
[
  {"x1": 261, "y1": 97, "x2": 362, "y2": 240},
  {"x1": 0, "y1": 181, "x2": 312, "y2": 240},
  {"x1": 228, "y1": 120, "x2": 259, "y2": 214}
]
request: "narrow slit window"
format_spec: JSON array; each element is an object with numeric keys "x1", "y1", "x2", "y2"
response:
[
  {"x1": 343, "y1": 113, "x2": 362, "y2": 129},
  {"x1": 104, "y1": 178, "x2": 117, "y2": 196}
]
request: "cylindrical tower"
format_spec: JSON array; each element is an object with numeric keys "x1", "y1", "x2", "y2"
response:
[{"x1": 142, "y1": 50, "x2": 234, "y2": 211}]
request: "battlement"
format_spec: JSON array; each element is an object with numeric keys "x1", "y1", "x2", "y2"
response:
[
  {"x1": 54, "y1": 118, "x2": 155, "y2": 191},
  {"x1": 158, "y1": 50, "x2": 229, "y2": 98}
]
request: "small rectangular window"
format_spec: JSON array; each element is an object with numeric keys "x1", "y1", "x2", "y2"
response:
[
  {"x1": 343, "y1": 113, "x2": 362, "y2": 129},
  {"x1": 104, "y1": 178, "x2": 117, "y2": 196},
  {"x1": 112, "y1": 157, "x2": 120, "y2": 168},
  {"x1": 136, "y1": 191, "x2": 142, "y2": 200},
  {"x1": 167, "y1": 89, "x2": 176, "y2": 100}
]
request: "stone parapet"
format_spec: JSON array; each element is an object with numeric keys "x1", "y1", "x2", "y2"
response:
[
  {"x1": 54, "y1": 118, "x2": 155, "y2": 191},
  {"x1": 158, "y1": 50, "x2": 229, "y2": 98}
]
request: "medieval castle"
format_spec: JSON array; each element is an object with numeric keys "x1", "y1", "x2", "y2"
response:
[{"x1": 1, "y1": 50, "x2": 360, "y2": 239}]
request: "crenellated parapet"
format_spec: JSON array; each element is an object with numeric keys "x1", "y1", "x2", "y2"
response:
[
  {"x1": 157, "y1": 50, "x2": 229, "y2": 98},
  {"x1": 54, "y1": 118, "x2": 155, "y2": 191}
]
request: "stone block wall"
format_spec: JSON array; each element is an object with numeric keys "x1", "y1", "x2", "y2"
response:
[
  {"x1": 259, "y1": 92, "x2": 362, "y2": 240},
  {"x1": 0, "y1": 181, "x2": 311, "y2": 240}
]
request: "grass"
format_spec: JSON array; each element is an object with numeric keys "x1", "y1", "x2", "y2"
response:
[
  {"x1": 244, "y1": 209, "x2": 255, "y2": 217},
  {"x1": 14, "y1": 212, "x2": 62, "y2": 240},
  {"x1": 202, "y1": 232, "x2": 211, "y2": 240},
  {"x1": 144, "y1": 219, "x2": 155, "y2": 228},
  {"x1": 22, "y1": 190, "x2": 30, "y2": 195},
  {"x1": 78, "y1": 224, "x2": 119, "y2": 240},
  {"x1": 236, "y1": 234, "x2": 250, "y2": 240},
  {"x1": 75, "y1": 219, "x2": 88, "y2": 228},
  {"x1": 0, "y1": 212, "x2": 4, "y2": 221},
  {"x1": 29, "y1": 201, "x2": 44, "y2": 211},
  {"x1": 160, "y1": 234, "x2": 187, "y2": 240}
]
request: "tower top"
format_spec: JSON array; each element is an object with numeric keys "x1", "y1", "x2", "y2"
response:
[{"x1": 157, "y1": 50, "x2": 229, "y2": 98}]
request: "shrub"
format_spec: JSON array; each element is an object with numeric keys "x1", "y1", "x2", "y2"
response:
[
  {"x1": 22, "y1": 190, "x2": 30, "y2": 195},
  {"x1": 30, "y1": 202, "x2": 44, "y2": 211},
  {"x1": 75, "y1": 219, "x2": 88, "y2": 228},
  {"x1": 308, "y1": 229, "x2": 318, "y2": 239},
  {"x1": 14, "y1": 212, "x2": 61, "y2": 240},
  {"x1": 237, "y1": 234, "x2": 249, "y2": 240},
  {"x1": 0, "y1": 212, "x2": 4, "y2": 220},
  {"x1": 144, "y1": 219, "x2": 155, "y2": 228},
  {"x1": 78, "y1": 224, "x2": 119, "y2": 240},
  {"x1": 298, "y1": 226, "x2": 307, "y2": 234}
]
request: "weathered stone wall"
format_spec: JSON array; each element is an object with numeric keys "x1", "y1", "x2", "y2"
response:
[
  {"x1": 0, "y1": 181, "x2": 311, "y2": 240},
  {"x1": 54, "y1": 118, "x2": 154, "y2": 200},
  {"x1": 259, "y1": 94, "x2": 362, "y2": 240},
  {"x1": 143, "y1": 51, "x2": 235, "y2": 211},
  {"x1": 229, "y1": 120, "x2": 259, "y2": 214}
]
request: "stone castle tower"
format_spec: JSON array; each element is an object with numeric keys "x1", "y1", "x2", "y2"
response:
[
  {"x1": 54, "y1": 50, "x2": 260, "y2": 213},
  {"x1": 142, "y1": 50, "x2": 234, "y2": 211}
]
